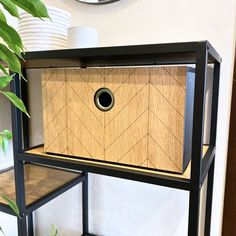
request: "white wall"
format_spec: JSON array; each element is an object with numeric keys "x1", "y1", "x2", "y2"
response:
[{"x1": 0, "y1": 0, "x2": 235, "y2": 235}]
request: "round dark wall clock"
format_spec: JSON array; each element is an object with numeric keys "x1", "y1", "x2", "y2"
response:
[{"x1": 76, "y1": 0, "x2": 120, "y2": 4}]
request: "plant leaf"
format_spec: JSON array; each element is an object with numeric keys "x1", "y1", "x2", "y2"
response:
[
  {"x1": 50, "y1": 224, "x2": 58, "y2": 236},
  {"x1": 0, "y1": 75, "x2": 12, "y2": 89},
  {"x1": 0, "y1": 64, "x2": 9, "y2": 76},
  {"x1": 0, "y1": 9, "x2": 7, "y2": 23},
  {"x1": 0, "y1": 20, "x2": 23, "y2": 55},
  {"x1": 1, "y1": 136, "x2": 8, "y2": 154},
  {"x1": 0, "y1": 136, "x2": 3, "y2": 149},
  {"x1": 0, "y1": 130, "x2": 12, "y2": 155},
  {"x1": 0, "y1": 43, "x2": 21, "y2": 75},
  {"x1": 30, "y1": 0, "x2": 50, "y2": 18},
  {"x1": 0, "y1": 0, "x2": 19, "y2": 18},
  {"x1": 11, "y1": 0, "x2": 49, "y2": 18},
  {"x1": 1, "y1": 195, "x2": 20, "y2": 218},
  {"x1": 8, "y1": 43, "x2": 22, "y2": 57},
  {"x1": 1, "y1": 91, "x2": 30, "y2": 117},
  {"x1": 1, "y1": 130, "x2": 12, "y2": 139}
]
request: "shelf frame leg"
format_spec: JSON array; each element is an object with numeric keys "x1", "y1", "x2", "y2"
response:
[
  {"x1": 21, "y1": 68, "x2": 30, "y2": 149},
  {"x1": 28, "y1": 213, "x2": 34, "y2": 236},
  {"x1": 204, "y1": 158, "x2": 215, "y2": 236},
  {"x1": 203, "y1": 52, "x2": 220, "y2": 236},
  {"x1": 188, "y1": 186, "x2": 201, "y2": 236},
  {"x1": 17, "y1": 216, "x2": 27, "y2": 236},
  {"x1": 201, "y1": 58, "x2": 220, "y2": 236},
  {"x1": 11, "y1": 74, "x2": 28, "y2": 236},
  {"x1": 209, "y1": 61, "x2": 220, "y2": 147},
  {"x1": 82, "y1": 172, "x2": 89, "y2": 235},
  {"x1": 188, "y1": 42, "x2": 209, "y2": 236}
]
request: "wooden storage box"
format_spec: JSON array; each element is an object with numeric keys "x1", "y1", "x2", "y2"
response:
[{"x1": 41, "y1": 66, "x2": 195, "y2": 173}]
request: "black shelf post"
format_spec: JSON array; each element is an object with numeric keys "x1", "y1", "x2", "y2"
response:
[
  {"x1": 204, "y1": 158, "x2": 215, "y2": 236},
  {"x1": 27, "y1": 213, "x2": 34, "y2": 236},
  {"x1": 204, "y1": 59, "x2": 220, "y2": 236},
  {"x1": 11, "y1": 74, "x2": 27, "y2": 236},
  {"x1": 188, "y1": 42, "x2": 209, "y2": 236},
  {"x1": 82, "y1": 172, "x2": 89, "y2": 235}
]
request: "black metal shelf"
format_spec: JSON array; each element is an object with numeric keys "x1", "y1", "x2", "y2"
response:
[{"x1": 5, "y1": 41, "x2": 221, "y2": 236}]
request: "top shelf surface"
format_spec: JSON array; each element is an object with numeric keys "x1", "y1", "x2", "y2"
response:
[{"x1": 22, "y1": 41, "x2": 221, "y2": 69}]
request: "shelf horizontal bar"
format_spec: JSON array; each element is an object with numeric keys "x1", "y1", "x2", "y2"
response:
[
  {"x1": 22, "y1": 53, "x2": 197, "y2": 69},
  {"x1": 25, "y1": 173, "x2": 85, "y2": 215},
  {"x1": 19, "y1": 151, "x2": 190, "y2": 191},
  {"x1": 23, "y1": 41, "x2": 199, "y2": 60},
  {"x1": 20, "y1": 41, "x2": 220, "y2": 69},
  {"x1": 81, "y1": 234, "x2": 97, "y2": 236}
]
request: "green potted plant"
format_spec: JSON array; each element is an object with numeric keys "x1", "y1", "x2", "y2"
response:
[
  {"x1": 0, "y1": 0, "x2": 50, "y2": 149},
  {"x1": 0, "y1": 0, "x2": 51, "y2": 235}
]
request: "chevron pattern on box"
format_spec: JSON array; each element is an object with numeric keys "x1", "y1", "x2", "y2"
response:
[
  {"x1": 42, "y1": 66, "x2": 189, "y2": 173},
  {"x1": 42, "y1": 69, "x2": 68, "y2": 155}
]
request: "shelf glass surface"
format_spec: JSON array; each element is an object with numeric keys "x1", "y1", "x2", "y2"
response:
[{"x1": 0, "y1": 164, "x2": 81, "y2": 206}]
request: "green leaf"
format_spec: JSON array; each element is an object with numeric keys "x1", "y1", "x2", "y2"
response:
[
  {"x1": 0, "y1": 130, "x2": 12, "y2": 155},
  {"x1": 1, "y1": 136, "x2": 8, "y2": 154},
  {"x1": 0, "y1": 226, "x2": 6, "y2": 236},
  {"x1": 11, "y1": 0, "x2": 50, "y2": 18},
  {"x1": 30, "y1": 0, "x2": 50, "y2": 18},
  {"x1": 0, "y1": 9, "x2": 7, "y2": 23},
  {"x1": 0, "y1": 75, "x2": 12, "y2": 89},
  {"x1": 0, "y1": 20, "x2": 23, "y2": 56},
  {"x1": 0, "y1": 136, "x2": 3, "y2": 149},
  {"x1": 1, "y1": 91, "x2": 30, "y2": 117},
  {"x1": 0, "y1": 43, "x2": 21, "y2": 75},
  {"x1": 1, "y1": 195, "x2": 20, "y2": 218},
  {"x1": 1, "y1": 130, "x2": 12, "y2": 139},
  {"x1": 0, "y1": 0, "x2": 19, "y2": 18},
  {"x1": 0, "y1": 64, "x2": 9, "y2": 76},
  {"x1": 8, "y1": 43, "x2": 22, "y2": 57},
  {"x1": 50, "y1": 224, "x2": 58, "y2": 236}
]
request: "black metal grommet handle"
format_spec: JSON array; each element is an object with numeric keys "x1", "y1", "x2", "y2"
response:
[{"x1": 94, "y1": 87, "x2": 115, "y2": 112}]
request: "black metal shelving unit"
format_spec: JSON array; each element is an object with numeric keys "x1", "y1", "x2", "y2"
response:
[{"x1": 1, "y1": 41, "x2": 221, "y2": 236}]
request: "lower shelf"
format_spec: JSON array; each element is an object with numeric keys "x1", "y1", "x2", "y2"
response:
[{"x1": 0, "y1": 164, "x2": 83, "y2": 215}]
